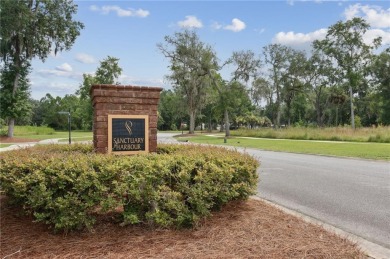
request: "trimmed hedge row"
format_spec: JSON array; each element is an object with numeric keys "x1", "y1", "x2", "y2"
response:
[{"x1": 0, "y1": 144, "x2": 259, "y2": 231}]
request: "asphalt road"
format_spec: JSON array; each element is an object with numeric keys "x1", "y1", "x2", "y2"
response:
[
  {"x1": 157, "y1": 133, "x2": 390, "y2": 249},
  {"x1": 252, "y1": 150, "x2": 390, "y2": 249}
]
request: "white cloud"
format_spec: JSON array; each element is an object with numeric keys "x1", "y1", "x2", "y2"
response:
[
  {"x1": 45, "y1": 82, "x2": 78, "y2": 92},
  {"x1": 56, "y1": 63, "x2": 73, "y2": 72},
  {"x1": 75, "y1": 53, "x2": 96, "y2": 64},
  {"x1": 90, "y1": 5, "x2": 149, "y2": 18},
  {"x1": 364, "y1": 29, "x2": 390, "y2": 45},
  {"x1": 287, "y1": 0, "x2": 295, "y2": 6},
  {"x1": 177, "y1": 16, "x2": 203, "y2": 29},
  {"x1": 90, "y1": 5, "x2": 99, "y2": 12},
  {"x1": 29, "y1": 78, "x2": 79, "y2": 99},
  {"x1": 135, "y1": 9, "x2": 149, "y2": 18},
  {"x1": 254, "y1": 28, "x2": 266, "y2": 34},
  {"x1": 344, "y1": 4, "x2": 390, "y2": 28},
  {"x1": 287, "y1": 0, "x2": 323, "y2": 5},
  {"x1": 119, "y1": 75, "x2": 165, "y2": 87},
  {"x1": 272, "y1": 3, "x2": 390, "y2": 51},
  {"x1": 342, "y1": 4, "x2": 390, "y2": 46},
  {"x1": 273, "y1": 28, "x2": 327, "y2": 46},
  {"x1": 273, "y1": 27, "x2": 390, "y2": 50},
  {"x1": 211, "y1": 22, "x2": 222, "y2": 30},
  {"x1": 37, "y1": 69, "x2": 82, "y2": 81},
  {"x1": 224, "y1": 18, "x2": 246, "y2": 32}
]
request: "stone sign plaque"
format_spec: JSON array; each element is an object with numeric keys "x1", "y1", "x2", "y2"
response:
[{"x1": 108, "y1": 115, "x2": 149, "y2": 154}]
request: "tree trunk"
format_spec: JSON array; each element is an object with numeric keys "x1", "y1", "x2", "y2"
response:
[
  {"x1": 189, "y1": 110, "x2": 196, "y2": 134},
  {"x1": 276, "y1": 106, "x2": 281, "y2": 128},
  {"x1": 286, "y1": 103, "x2": 291, "y2": 128},
  {"x1": 276, "y1": 83, "x2": 281, "y2": 128},
  {"x1": 317, "y1": 105, "x2": 323, "y2": 127},
  {"x1": 349, "y1": 86, "x2": 355, "y2": 129},
  {"x1": 8, "y1": 57, "x2": 21, "y2": 138},
  {"x1": 7, "y1": 119, "x2": 15, "y2": 138},
  {"x1": 224, "y1": 109, "x2": 230, "y2": 137}
]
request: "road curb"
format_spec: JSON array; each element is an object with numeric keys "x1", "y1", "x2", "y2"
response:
[{"x1": 251, "y1": 196, "x2": 390, "y2": 259}]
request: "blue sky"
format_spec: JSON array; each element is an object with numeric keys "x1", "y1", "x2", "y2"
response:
[{"x1": 30, "y1": 0, "x2": 390, "y2": 100}]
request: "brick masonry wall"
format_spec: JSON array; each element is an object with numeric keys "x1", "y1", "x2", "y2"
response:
[{"x1": 91, "y1": 84, "x2": 162, "y2": 154}]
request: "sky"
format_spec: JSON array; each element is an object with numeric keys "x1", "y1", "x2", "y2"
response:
[{"x1": 29, "y1": 0, "x2": 390, "y2": 100}]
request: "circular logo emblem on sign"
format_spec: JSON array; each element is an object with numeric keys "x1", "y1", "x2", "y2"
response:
[{"x1": 125, "y1": 121, "x2": 133, "y2": 135}]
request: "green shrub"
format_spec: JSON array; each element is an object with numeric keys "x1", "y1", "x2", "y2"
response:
[
  {"x1": 0, "y1": 144, "x2": 259, "y2": 231},
  {"x1": 0, "y1": 127, "x2": 7, "y2": 136}
]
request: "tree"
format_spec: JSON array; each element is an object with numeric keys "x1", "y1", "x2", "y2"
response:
[
  {"x1": 158, "y1": 30, "x2": 218, "y2": 134},
  {"x1": 262, "y1": 44, "x2": 293, "y2": 127},
  {"x1": 30, "y1": 98, "x2": 44, "y2": 126},
  {"x1": 252, "y1": 77, "x2": 273, "y2": 107},
  {"x1": 76, "y1": 56, "x2": 122, "y2": 130},
  {"x1": 207, "y1": 50, "x2": 260, "y2": 136},
  {"x1": 77, "y1": 56, "x2": 122, "y2": 99},
  {"x1": 305, "y1": 48, "x2": 338, "y2": 127},
  {"x1": 158, "y1": 90, "x2": 186, "y2": 130},
  {"x1": 281, "y1": 49, "x2": 307, "y2": 127},
  {"x1": 95, "y1": 56, "x2": 122, "y2": 85},
  {"x1": 0, "y1": 0, "x2": 84, "y2": 137},
  {"x1": 0, "y1": 62, "x2": 32, "y2": 128},
  {"x1": 370, "y1": 50, "x2": 390, "y2": 124},
  {"x1": 313, "y1": 18, "x2": 381, "y2": 129},
  {"x1": 230, "y1": 50, "x2": 261, "y2": 96},
  {"x1": 210, "y1": 73, "x2": 254, "y2": 136},
  {"x1": 38, "y1": 94, "x2": 64, "y2": 129},
  {"x1": 231, "y1": 50, "x2": 261, "y2": 81}
]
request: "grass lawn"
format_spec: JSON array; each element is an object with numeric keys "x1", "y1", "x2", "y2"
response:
[
  {"x1": 15, "y1": 131, "x2": 92, "y2": 141},
  {"x1": 1, "y1": 126, "x2": 92, "y2": 141},
  {"x1": 58, "y1": 136, "x2": 93, "y2": 143},
  {"x1": 0, "y1": 144, "x2": 12, "y2": 148},
  {"x1": 180, "y1": 135, "x2": 390, "y2": 161},
  {"x1": 231, "y1": 126, "x2": 390, "y2": 143}
]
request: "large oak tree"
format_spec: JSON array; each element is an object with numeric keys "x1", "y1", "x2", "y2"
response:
[
  {"x1": 0, "y1": 0, "x2": 84, "y2": 137},
  {"x1": 158, "y1": 30, "x2": 218, "y2": 134},
  {"x1": 313, "y1": 18, "x2": 381, "y2": 129}
]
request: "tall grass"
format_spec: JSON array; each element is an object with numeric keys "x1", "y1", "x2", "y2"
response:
[
  {"x1": 231, "y1": 126, "x2": 390, "y2": 143},
  {"x1": 0, "y1": 126, "x2": 55, "y2": 136}
]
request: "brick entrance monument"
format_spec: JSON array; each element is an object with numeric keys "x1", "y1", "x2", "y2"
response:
[{"x1": 90, "y1": 85, "x2": 162, "y2": 154}]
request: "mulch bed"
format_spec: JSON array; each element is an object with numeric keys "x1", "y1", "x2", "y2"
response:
[
  {"x1": 0, "y1": 196, "x2": 365, "y2": 259},
  {"x1": 0, "y1": 137, "x2": 39, "y2": 143}
]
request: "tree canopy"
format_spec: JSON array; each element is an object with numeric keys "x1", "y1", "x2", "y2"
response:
[
  {"x1": 158, "y1": 30, "x2": 218, "y2": 134},
  {"x1": 0, "y1": 0, "x2": 84, "y2": 137},
  {"x1": 313, "y1": 17, "x2": 382, "y2": 129},
  {"x1": 3, "y1": 17, "x2": 390, "y2": 134},
  {"x1": 76, "y1": 56, "x2": 123, "y2": 130}
]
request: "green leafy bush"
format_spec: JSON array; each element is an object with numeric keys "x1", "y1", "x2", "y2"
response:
[{"x1": 0, "y1": 144, "x2": 259, "y2": 231}]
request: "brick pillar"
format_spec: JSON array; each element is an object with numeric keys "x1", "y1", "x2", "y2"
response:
[{"x1": 91, "y1": 85, "x2": 162, "y2": 154}]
